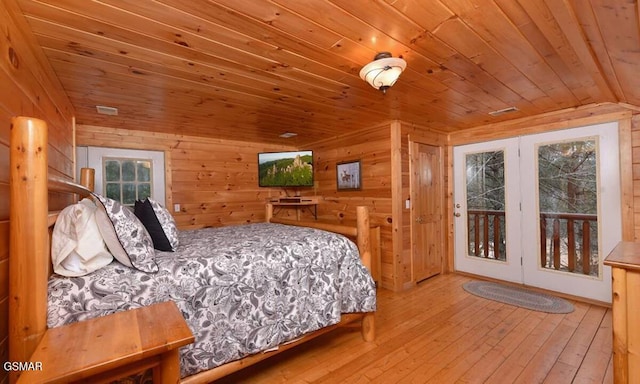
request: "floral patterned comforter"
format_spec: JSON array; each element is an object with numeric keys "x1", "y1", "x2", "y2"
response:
[{"x1": 47, "y1": 223, "x2": 377, "y2": 378}]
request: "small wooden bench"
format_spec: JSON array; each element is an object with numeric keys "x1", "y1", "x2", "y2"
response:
[{"x1": 17, "y1": 301, "x2": 194, "y2": 384}]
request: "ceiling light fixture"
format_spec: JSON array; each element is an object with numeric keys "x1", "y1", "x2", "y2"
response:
[
  {"x1": 359, "y1": 52, "x2": 407, "y2": 94},
  {"x1": 279, "y1": 132, "x2": 297, "y2": 138}
]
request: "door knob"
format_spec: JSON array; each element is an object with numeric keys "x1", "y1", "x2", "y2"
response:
[
  {"x1": 454, "y1": 212, "x2": 461, "y2": 217},
  {"x1": 416, "y1": 216, "x2": 424, "y2": 223}
]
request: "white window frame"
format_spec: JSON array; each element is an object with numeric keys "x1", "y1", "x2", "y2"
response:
[{"x1": 77, "y1": 146, "x2": 166, "y2": 205}]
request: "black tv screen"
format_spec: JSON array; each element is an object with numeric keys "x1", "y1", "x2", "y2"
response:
[{"x1": 258, "y1": 150, "x2": 314, "y2": 187}]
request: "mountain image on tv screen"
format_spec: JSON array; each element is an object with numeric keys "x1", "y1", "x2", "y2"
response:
[{"x1": 258, "y1": 151, "x2": 313, "y2": 187}]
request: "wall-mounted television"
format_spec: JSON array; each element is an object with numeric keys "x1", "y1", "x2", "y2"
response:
[{"x1": 258, "y1": 150, "x2": 314, "y2": 187}]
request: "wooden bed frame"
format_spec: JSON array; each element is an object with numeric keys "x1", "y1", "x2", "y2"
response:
[{"x1": 9, "y1": 116, "x2": 375, "y2": 383}]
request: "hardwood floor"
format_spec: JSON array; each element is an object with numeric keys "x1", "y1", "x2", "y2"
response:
[{"x1": 213, "y1": 274, "x2": 613, "y2": 384}]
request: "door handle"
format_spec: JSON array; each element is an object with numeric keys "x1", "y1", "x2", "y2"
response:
[{"x1": 454, "y1": 212, "x2": 461, "y2": 217}]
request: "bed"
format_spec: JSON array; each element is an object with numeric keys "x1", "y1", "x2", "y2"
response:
[{"x1": 8, "y1": 116, "x2": 376, "y2": 383}]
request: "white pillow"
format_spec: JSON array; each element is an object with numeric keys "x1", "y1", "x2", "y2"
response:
[{"x1": 51, "y1": 198, "x2": 113, "y2": 276}]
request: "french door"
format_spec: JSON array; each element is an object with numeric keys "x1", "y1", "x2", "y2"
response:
[{"x1": 453, "y1": 122, "x2": 621, "y2": 303}]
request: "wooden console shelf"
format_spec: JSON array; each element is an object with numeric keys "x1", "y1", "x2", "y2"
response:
[
  {"x1": 17, "y1": 301, "x2": 194, "y2": 384},
  {"x1": 268, "y1": 196, "x2": 320, "y2": 219},
  {"x1": 604, "y1": 241, "x2": 640, "y2": 384},
  {"x1": 268, "y1": 196, "x2": 320, "y2": 205}
]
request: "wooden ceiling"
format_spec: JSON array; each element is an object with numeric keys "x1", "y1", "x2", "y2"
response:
[{"x1": 13, "y1": 0, "x2": 640, "y2": 145}]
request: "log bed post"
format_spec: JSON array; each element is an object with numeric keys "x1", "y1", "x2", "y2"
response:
[
  {"x1": 80, "y1": 167, "x2": 95, "y2": 192},
  {"x1": 9, "y1": 117, "x2": 50, "y2": 376},
  {"x1": 356, "y1": 206, "x2": 375, "y2": 342},
  {"x1": 265, "y1": 202, "x2": 274, "y2": 222},
  {"x1": 356, "y1": 206, "x2": 371, "y2": 272}
]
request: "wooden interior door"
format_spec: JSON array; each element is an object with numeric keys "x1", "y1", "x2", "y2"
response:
[{"x1": 411, "y1": 143, "x2": 443, "y2": 282}]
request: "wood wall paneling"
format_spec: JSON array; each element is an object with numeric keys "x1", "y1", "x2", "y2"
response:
[
  {"x1": 631, "y1": 115, "x2": 640, "y2": 241},
  {"x1": 619, "y1": 117, "x2": 634, "y2": 241},
  {"x1": 307, "y1": 123, "x2": 396, "y2": 290},
  {"x1": 390, "y1": 121, "x2": 404, "y2": 291},
  {"x1": 400, "y1": 132, "x2": 412, "y2": 288},
  {"x1": 77, "y1": 123, "x2": 408, "y2": 291},
  {"x1": 0, "y1": 2, "x2": 74, "y2": 166},
  {"x1": 445, "y1": 145, "x2": 455, "y2": 273},
  {"x1": 76, "y1": 125, "x2": 295, "y2": 230},
  {"x1": 1, "y1": 1, "x2": 76, "y2": 379}
]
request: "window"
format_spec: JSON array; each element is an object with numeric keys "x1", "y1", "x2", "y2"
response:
[
  {"x1": 104, "y1": 158, "x2": 152, "y2": 205},
  {"x1": 77, "y1": 147, "x2": 166, "y2": 206}
]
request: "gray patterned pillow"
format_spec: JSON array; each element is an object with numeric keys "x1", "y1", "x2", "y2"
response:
[
  {"x1": 92, "y1": 193, "x2": 158, "y2": 273},
  {"x1": 147, "y1": 198, "x2": 179, "y2": 250}
]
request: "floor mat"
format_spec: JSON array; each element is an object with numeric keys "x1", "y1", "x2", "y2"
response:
[{"x1": 462, "y1": 280, "x2": 574, "y2": 314}]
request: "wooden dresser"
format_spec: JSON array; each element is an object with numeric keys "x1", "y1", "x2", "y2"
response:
[{"x1": 604, "y1": 241, "x2": 640, "y2": 384}]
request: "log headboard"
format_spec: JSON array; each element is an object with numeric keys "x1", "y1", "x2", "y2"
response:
[{"x1": 9, "y1": 117, "x2": 92, "y2": 370}]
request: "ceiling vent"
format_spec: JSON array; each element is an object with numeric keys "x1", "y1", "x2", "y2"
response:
[
  {"x1": 488, "y1": 106, "x2": 519, "y2": 117},
  {"x1": 96, "y1": 105, "x2": 119, "y2": 116}
]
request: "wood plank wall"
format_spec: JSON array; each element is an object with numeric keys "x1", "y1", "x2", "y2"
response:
[
  {"x1": 302, "y1": 123, "x2": 394, "y2": 289},
  {"x1": 77, "y1": 122, "x2": 416, "y2": 292},
  {"x1": 0, "y1": 1, "x2": 76, "y2": 383},
  {"x1": 632, "y1": 114, "x2": 640, "y2": 239},
  {"x1": 77, "y1": 121, "x2": 450, "y2": 293},
  {"x1": 75, "y1": 125, "x2": 296, "y2": 229},
  {"x1": 305, "y1": 121, "x2": 448, "y2": 292}
]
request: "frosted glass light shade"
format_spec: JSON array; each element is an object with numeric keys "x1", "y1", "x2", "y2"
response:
[{"x1": 359, "y1": 52, "x2": 407, "y2": 93}]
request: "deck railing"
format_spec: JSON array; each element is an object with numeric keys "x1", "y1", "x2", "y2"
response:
[
  {"x1": 467, "y1": 209, "x2": 505, "y2": 260},
  {"x1": 539, "y1": 212, "x2": 598, "y2": 275},
  {"x1": 466, "y1": 209, "x2": 598, "y2": 275}
]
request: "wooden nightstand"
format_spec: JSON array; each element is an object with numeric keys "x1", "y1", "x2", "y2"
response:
[{"x1": 17, "y1": 301, "x2": 194, "y2": 384}]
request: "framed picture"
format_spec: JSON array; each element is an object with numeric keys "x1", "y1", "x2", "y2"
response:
[{"x1": 336, "y1": 160, "x2": 362, "y2": 191}]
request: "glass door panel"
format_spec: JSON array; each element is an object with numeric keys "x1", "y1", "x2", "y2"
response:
[
  {"x1": 453, "y1": 138, "x2": 522, "y2": 284},
  {"x1": 520, "y1": 122, "x2": 620, "y2": 303},
  {"x1": 465, "y1": 151, "x2": 506, "y2": 261},
  {"x1": 537, "y1": 140, "x2": 599, "y2": 277}
]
